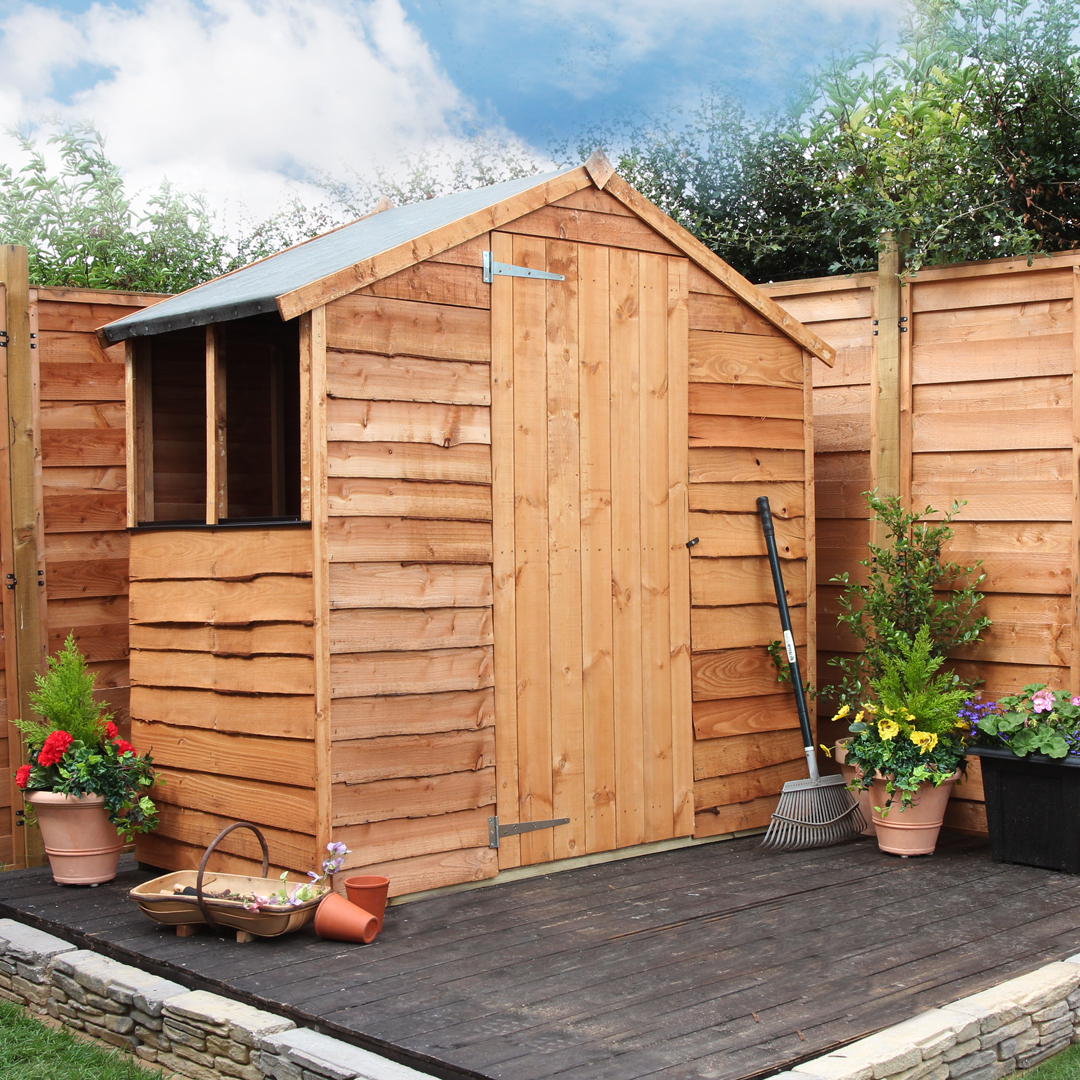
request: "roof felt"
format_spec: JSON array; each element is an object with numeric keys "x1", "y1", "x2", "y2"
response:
[{"x1": 101, "y1": 167, "x2": 571, "y2": 344}]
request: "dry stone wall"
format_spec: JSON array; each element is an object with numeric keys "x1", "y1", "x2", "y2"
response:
[
  {"x1": 772, "y1": 958, "x2": 1080, "y2": 1080},
  {"x1": 0, "y1": 918, "x2": 431, "y2": 1080}
]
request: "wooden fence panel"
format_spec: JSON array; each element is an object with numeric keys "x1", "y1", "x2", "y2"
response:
[{"x1": 765, "y1": 249, "x2": 1080, "y2": 837}]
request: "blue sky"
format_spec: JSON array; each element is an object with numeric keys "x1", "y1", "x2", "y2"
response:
[
  {"x1": 404, "y1": 0, "x2": 894, "y2": 144},
  {"x1": 0, "y1": 0, "x2": 897, "y2": 221}
]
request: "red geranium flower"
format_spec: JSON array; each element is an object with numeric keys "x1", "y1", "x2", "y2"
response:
[
  {"x1": 114, "y1": 739, "x2": 135, "y2": 756},
  {"x1": 37, "y1": 730, "x2": 73, "y2": 767},
  {"x1": 14, "y1": 764, "x2": 31, "y2": 789},
  {"x1": 104, "y1": 721, "x2": 118, "y2": 740}
]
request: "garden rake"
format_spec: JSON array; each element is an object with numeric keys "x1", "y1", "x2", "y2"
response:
[{"x1": 757, "y1": 496, "x2": 866, "y2": 851}]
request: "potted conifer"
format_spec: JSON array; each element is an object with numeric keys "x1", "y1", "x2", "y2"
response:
[{"x1": 13, "y1": 635, "x2": 158, "y2": 884}]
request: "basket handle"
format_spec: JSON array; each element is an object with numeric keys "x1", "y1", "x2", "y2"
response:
[{"x1": 196, "y1": 822, "x2": 269, "y2": 932}]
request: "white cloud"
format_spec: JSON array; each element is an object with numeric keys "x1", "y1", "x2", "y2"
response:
[{"x1": 0, "y1": 0, "x2": 523, "y2": 222}]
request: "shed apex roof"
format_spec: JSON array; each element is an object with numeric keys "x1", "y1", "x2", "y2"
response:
[
  {"x1": 100, "y1": 159, "x2": 835, "y2": 364},
  {"x1": 99, "y1": 168, "x2": 571, "y2": 344}
]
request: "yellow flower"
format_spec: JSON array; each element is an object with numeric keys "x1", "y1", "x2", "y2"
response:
[
  {"x1": 878, "y1": 719, "x2": 900, "y2": 741},
  {"x1": 832, "y1": 703, "x2": 851, "y2": 721},
  {"x1": 854, "y1": 711, "x2": 864, "y2": 723},
  {"x1": 910, "y1": 730, "x2": 938, "y2": 754}
]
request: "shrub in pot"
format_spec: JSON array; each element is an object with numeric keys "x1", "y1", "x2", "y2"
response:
[
  {"x1": 841, "y1": 626, "x2": 972, "y2": 856},
  {"x1": 13, "y1": 635, "x2": 159, "y2": 884}
]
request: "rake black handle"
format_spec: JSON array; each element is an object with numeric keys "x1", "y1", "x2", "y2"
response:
[{"x1": 757, "y1": 496, "x2": 818, "y2": 782}]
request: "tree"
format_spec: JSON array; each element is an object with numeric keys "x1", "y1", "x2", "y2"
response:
[
  {"x1": 0, "y1": 124, "x2": 249, "y2": 293},
  {"x1": 610, "y1": 0, "x2": 1080, "y2": 280}
]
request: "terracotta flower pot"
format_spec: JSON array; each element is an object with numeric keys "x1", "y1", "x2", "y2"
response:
[
  {"x1": 834, "y1": 741, "x2": 876, "y2": 837},
  {"x1": 25, "y1": 791, "x2": 123, "y2": 885},
  {"x1": 314, "y1": 892, "x2": 379, "y2": 944},
  {"x1": 343, "y1": 875, "x2": 390, "y2": 932},
  {"x1": 869, "y1": 772, "x2": 959, "y2": 856}
]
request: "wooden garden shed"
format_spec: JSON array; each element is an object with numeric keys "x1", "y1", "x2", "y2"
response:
[{"x1": 101, "y1": 152, "x2": 835, "y2": 896}]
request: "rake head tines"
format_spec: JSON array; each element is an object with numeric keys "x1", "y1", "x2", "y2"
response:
[{"x1": 761, "y1": 774, "x2": 866, "y2": 852}]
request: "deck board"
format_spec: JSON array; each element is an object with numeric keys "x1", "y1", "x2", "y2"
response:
[{"x1": 3, "y1": 832, "x2": 1080, "y2": 1079}]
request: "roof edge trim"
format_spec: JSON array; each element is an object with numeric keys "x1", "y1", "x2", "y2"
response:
[
  {"x1": 273, "y1": 166, "x2": 593, "y2": 321},
  {"x1": 100, "y1": 298, "x2": 283, "y2": 344},
  {"x1": 603, "y1": 174, "x2": 837, "y2": 366}
]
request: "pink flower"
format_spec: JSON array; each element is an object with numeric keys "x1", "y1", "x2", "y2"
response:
[
  {"x1": 14, "y1": 764, "x2": 31, "y2": 789},
  {"x1": 104, "y1": 721, "x2": 118, "y2": 740},
  {"x1": 37, "y1": 730, "x2": 73, "y2": 767},
  {"x1": 1071, "y1": 697, "x2": 1080, "y2": 708},
  {"x1": 1032, "y1": 689, "x2": 1055, "y2": 714}
]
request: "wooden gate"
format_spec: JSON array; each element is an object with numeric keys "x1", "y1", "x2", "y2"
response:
[{"x1": 490, "y1": 230, "x2": 695, "y2": 869}]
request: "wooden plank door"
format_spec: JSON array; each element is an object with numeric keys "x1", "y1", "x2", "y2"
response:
[{"x1": 491, "y1": 231, "x2": 694, "y2": 869}]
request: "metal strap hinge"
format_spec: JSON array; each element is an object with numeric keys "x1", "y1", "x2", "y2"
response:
[
  {"x1": 488, "y1": 815, "x2": 570, "y2": 848},
  {"x1": 483, "y1": 251, "x2": 565, "y2": 284}
]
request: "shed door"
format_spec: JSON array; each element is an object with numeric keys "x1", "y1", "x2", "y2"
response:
[{"x1": 490, "y1": 230, "x2": 695, "y2": 869}]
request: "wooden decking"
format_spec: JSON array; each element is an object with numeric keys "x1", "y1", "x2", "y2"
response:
[{"x1": 3, "y1": 832, "x2": 1080, "y2": 1079}]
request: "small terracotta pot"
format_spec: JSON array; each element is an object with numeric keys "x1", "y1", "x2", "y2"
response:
[
  {"x1": 870, "y1": 771, "x2": 960, "y2": 857},
  {"x1": 314, "y1": 892, "x2": 378, "y2": 944},
  {"x1": 343, "y1": 875, "x2": 390, "y2": 932},
  {"x1": 834, "y1": 740, "x2": 876, "y2": 837},
  {"x1": 25, "y1": 791, "x2": 123, "y2": 885}
]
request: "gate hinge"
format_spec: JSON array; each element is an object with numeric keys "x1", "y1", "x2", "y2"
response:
[
  {"x1": 483, "y1": 251, "x2": 565, "y2": 284},
  {"x1": 488, "y1": 815, "x2": 570, "y2": 848}
]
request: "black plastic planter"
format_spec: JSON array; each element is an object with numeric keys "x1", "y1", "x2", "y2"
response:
[{"x1": 969, "y1": 746, "x2": 1080, "y2": 873}]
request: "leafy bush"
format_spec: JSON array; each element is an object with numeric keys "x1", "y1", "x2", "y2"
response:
[
  {"x1": 828, "y1": 492, "x2": 990, "y2": 710},
  {"x1": 604, "y1": 0, "x2": 1080, "y2": 280}
]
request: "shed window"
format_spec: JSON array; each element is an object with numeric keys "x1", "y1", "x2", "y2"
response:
[{"x1": 131, "y1": 314, "x2": 302, "y2": 525}]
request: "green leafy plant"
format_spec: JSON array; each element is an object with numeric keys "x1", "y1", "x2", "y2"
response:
[
  {"x1": 842, "y1": 624, "x2": 972, "y2": 813},
  {"x1": 828, "y1": 492, "x2": 990, "y2": 710},
  {"x1": 975, "y1": 685, "x2": 1080, "y2": 759},
  {"x1": 12, "y1": 635, "x2": 158, "y2": 839}
]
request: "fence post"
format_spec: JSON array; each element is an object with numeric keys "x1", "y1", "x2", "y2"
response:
[
  {"x1": 1072, "y1": 267, "x2": 1080, "y2": 700},
  {"x1": 872, "y1": 233, "x2": 903, "y2": 547},
  {"x1": 0, "y1": 245, "x2": 47, "y2": 867}
]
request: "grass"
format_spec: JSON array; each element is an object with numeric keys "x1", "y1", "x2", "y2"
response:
[{"x1": 0, "y1": 997, "x2": 168, "y2": 1079}]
